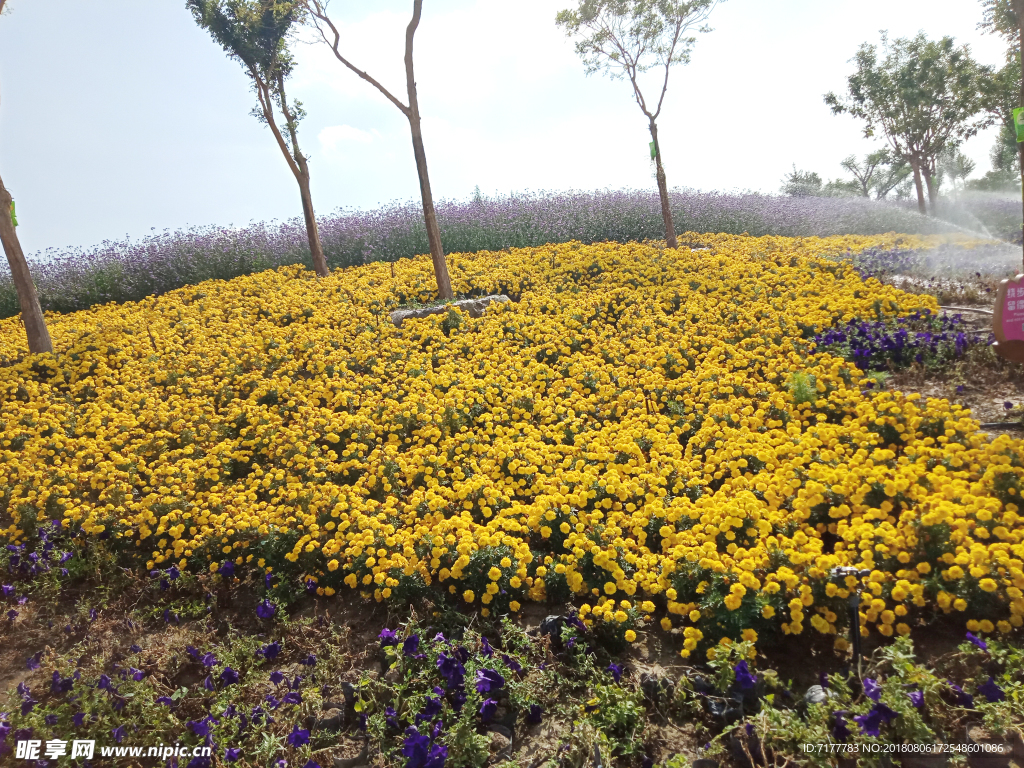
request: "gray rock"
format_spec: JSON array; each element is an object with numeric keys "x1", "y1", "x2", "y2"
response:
[
  {"x1": 390, "y1": 295, "x2": 511, "y2": 328},
  {"x1": 804, "y1": 684, "x2": 833, "y2": 705}
]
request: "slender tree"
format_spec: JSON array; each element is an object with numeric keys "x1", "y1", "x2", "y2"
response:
[
  {"x1": 0, "y1": 0, "x2": 53, "y2": 354},
  {"x1": 825, "y1": 32, "x2": 989, "y2": 217},
  {"x1": 556, "y1": 0, "x2": 721, "y2": 250},
  {"x1": 303, "y1": 0, "x2": 452, "y2": 299},
  {"x1": 980, "y1": 0, "x2": 1024, "y2": 264},
  {"x1": 188, "y1": 0, "x2": 329, "y2": 277}
]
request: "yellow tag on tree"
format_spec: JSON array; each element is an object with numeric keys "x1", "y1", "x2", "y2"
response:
[{"x1": 1014, "y1": 107, "x2": 1024, "y2": 142}]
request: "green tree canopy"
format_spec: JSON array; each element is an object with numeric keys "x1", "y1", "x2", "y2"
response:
[
  {"x1": 825, "y1": 32, "x2": 990, "y2": 216},
  {"x1": 187, "y1": 0, "x2": 329, "y2": 277},
  {"x1": 556, "y1": 0, "x2": 722, "y2": 249}
]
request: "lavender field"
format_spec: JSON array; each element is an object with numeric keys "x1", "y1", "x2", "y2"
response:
[{"x1": 0, "y1": 188, "x2": 985, "y2": 320}]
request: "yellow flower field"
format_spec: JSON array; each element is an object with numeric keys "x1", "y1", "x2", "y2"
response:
[{"x1": 0, "y1": 233, "x2": 1022, "y2": 655}]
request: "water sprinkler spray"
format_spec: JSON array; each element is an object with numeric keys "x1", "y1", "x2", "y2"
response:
[{"x1": 829, "y1": 566, "x2": 870, "y2": 680}]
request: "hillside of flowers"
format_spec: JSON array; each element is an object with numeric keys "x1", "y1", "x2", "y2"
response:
[
  {"x1": 0, "y1": 232, "x2": 1022, "y2": 666},
  {"x1": 0, "y1": 189, "x2": 965, "y2": 321}
]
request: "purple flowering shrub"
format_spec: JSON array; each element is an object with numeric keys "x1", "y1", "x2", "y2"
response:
[
  {"x1": 0, "y1": 189, "x2": 961, "y2": 320},
  {"x1": 747, "y1": 636, "x2": 1024, "y2": 766},
  {"x1": 814, "y1": 310, "x2": 993, "y2": 373}
]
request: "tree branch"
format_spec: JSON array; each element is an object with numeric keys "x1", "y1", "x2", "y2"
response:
[
  {"x1": 304, "y1": 0, "x2": 411, "y2": 117},
  {"x1": 405, "y1": 0, "x2": 422, "y2": 121},
  {"x1": 251, "y1": 66, "x2": 302, "y2": 180}
]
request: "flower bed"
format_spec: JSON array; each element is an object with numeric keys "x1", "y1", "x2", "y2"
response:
[{"x1": 0, "y1": 233, "x2": 1022, "y2": 662}]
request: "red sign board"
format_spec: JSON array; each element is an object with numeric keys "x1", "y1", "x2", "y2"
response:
[{"x1": 993, "y1": 275, "x2": 1024, "y2": 362}]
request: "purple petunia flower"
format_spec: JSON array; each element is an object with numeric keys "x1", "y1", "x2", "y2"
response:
[
  {"x1": 527, "y1": 704, "x2": 543, "y2": 724},
  {"x1": 854, "y1": 703, "x2": 899, "y2": 736},
  {"x1": 129, "y1": 668, "x2": 144, "y2": 682},
  {"x1": 269, "y1": 670, "x2": 285, "y2": 685},
  {"x1": 501, "y1": 654, "x2": 522, "y2": 673},
  {"x1": 301, "y1": 762, "x2": 321, "y2": 768},
  {"x1": 73, "y1": 711, "x2": 86, "y2": 726},
  {"x1": 201, "y1": 652, "x2": 217, "y2": 668},
  {"x1": 281, "y1": 691, "x2": 302, "y2": 706},
  {"x1": 256, "y1": 600, "x2": 276, "y2": 619},
  {"x1": 475, "y1": 668, "x2": 505, "y2": 694},
  {"x1": 156, "y1": 697, "x2": 174, "y2": 707},
  {"x1": 286, "y1": 725, "x2": 309, "y2": 747},
  {"x1": 219, "y1": 561, "x2": 234, "y2": 578},
  {"x1": 300, "y1": 653, "x2": 316, "y2": 667},
  {"x1": 188, "y1": 718, "x2": 213, "y2": 738},
  {"x1": 480, "y1": 637, "x2": 494, "y2": 657},
  {"x1": 978, "y1": 677, "x2": 1005, "y2": 703},
  {"x1": 379, "y1": 628, "x2": 399, "y2": 647},
  {"x1": 1, "y1": 585, "x2": 13, "y2": 597},
  {"x1": 832, "y1": 711, "x2": 850, "y2": 741},
  {"x1": 97, "y1": 674, "x2": 113, "y2": 691},
  {"x1": 606, "y1": 663, "x2": 622, "y2": 683},
  {"x1": 403, "y1": 635, "x2": 420, "y2": 657},
  {"x1": 946, "y1": 681, "x2": 975, "y2": 708},
  {"x1": 225, "y1": 748, "x2": 241, "y2": 762},
  {"x1": 203, "y1": 676, "x2": 215, "y2": 691},
  {"x1": 112, "y1": 725, "x2": 126, "y2": 744},
  {"x1": 437, "y1": 654, "x2": 464, "y2": 687},
  {"x1": 26, "y1": 652, "x2": 42, "y2": 670},
  {"x1": 220, "y1": 667, "x2": 239, "y2": 686},
  {"x1": 863, "y1": 678, "x2": 881, "y2": 702},
  {"x1": 908, "y1": 690, "x2": 924, "y2": 709},
  {"x1": 260, "y1": 642, "x2": 281, "y2": 661},
  {"x1": 966, "y1": 632, "x2": 988, "y2": 651},
  {"x1": 734, "y1": 661, "x2": 756, "y2": 691},
  {"x1": 479, "y1": 698, "x2": 498, "y2": 722}
]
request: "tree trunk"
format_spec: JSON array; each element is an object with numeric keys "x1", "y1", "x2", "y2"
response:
[
  {"x1": 923, "y1": 168, "x2": 938, "y2": 216},
  {"x1": 910, "y1": 160, "x2": 927, "y2": 216},
  {"x1": 408, "y1": 117, "x2": 451, "y2": 300},
  {"x1": 649, "y1": 120, "x2": 678, "y2": 249},
  {"x1": 295, "y1": 159, "x2": 328, "y2": 278},
  {"x1": 0, "y1": 175, "x2": 52, "y2": 355}
]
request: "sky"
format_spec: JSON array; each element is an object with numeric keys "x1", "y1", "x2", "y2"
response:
[{"x1": 0, "y1": 0, "x2": 1013, "y2": 257}]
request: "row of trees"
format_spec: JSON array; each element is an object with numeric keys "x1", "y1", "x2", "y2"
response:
[
  {"x1": 822, "y1": 1, "x2": 1024, "y2": 257},
  {"x1": 0, "y1": 0, "x2": 725, "y2": 354}
]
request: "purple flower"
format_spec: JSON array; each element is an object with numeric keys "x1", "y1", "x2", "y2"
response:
[
  {"x1": 186, "y1": 645, "x2": 200, "y2": 661},
  {"x1": 281, "y1": 691, "x2": 302, "y2": 706},
  {"x1": 200, "y1": 652, "x2": 217, "y2": 668},
  {"x1": 863, "y1": 678, "x2": 881, "y2": 702},
  {"x1": 286, "y1": 725, "x2": 309, "y2": 747},
  {"x1": 26, "y1": 652, "x2": 42, "y2": 670},
  {"x1": 1, "y1": 585, "x2": 12, "y2": 597},
  {"x1": 156, "y1": 697, "x2": 174, "y2": 707},
  {"x1": 219, "y1": 561, "x2": 234, "y2": 577},
  {"x1": 188, "y1": 717, "x2": 213, "y2": 738},
  {"x1": 480, "y1": 637, "x2": 494, "y2": 657},
  {"x1": 527, "y1": 704, "x2": 543, "y2": 724},
  {"x1": 220, "y1": 667, "x2": 239, "y2": 686},
  {"x1": 300, "y1": 653, "x2": 317, "y2": 667},
  {"x1": 256, "y1": 600, "x2": 276, "y2": 619},
  {"x1": 908, "y1": 690, "x2": 924, "y2": 709},
  {"x1": 734, "y1": 661, "x2": 756, "y2": 691},
  {"x1": 978, "y1": 677, "x2": 1005, "y2": 703},
  {"x1": 20, "y1": 699, "x2": 35, "y2": 716},
  {"x1": 479, "y1": 698, "x2": 498, "y2": 722},
  {"x1": 501, "y1": 654, "x2": 522, "y2": 673},
  {"x1": 854, "y1": 703, "x2": 899, "y2": 736},
  {"x1": 129, "y1": 644, "x2": 142, "y2": 653},
  {"x1": 225, "y1": 748, "x2": 241, "y2": 762},
  {"x1": 385, "y1": 706, "x2": 401, "y2": 731},
  {"x1": 379, "y1": 628, "x2": 399, "y2": 647},
  {"x1": 44, "y1": 714, "x2": 58, "y2": 726},
  {"x1": 946, "y1": 681, "x2": 975, "y2": 708},
  {"x1": 436, "y1": 654, "x2": 464, "y2": 686},
  {"x1": 269, "y1": 670, "x2": 285, "y2": 685},
  {"x1": 475, "y1": 668, "x2": 505, "y2": 694},
  {"x1": 97, "y1": 674, "x2": 113, "y2": 691},
  {"x1": 129, "y1": 667, "x2": 144, "y2": 681},
  {"x1": 403, "y1": 635, "x2": 420, "y2": 657},
  {"x1": 606, "y1": 663, "x2": 622, "y2": 683},
  {"x1": 301, "y1": 762, "x2": 321, "y2": 768},
  {"x1": 966, "y1": 632, "x2": 988, "y2": 651},
  {"x1": 260, "y1": 642, "x2": 281, "y2": 661},
  {"x1": 832, "y1": 711, "x2": 850, "y2": 741},
  {"x1": 203, "y1": 676, "x2": 215, "y2": 691},
  {"x1": 112, "y1": 725, "x2": 127, "y2": 743},
  {"x1": 73, "y1": 711, "x2": 86, "y2": 726}
]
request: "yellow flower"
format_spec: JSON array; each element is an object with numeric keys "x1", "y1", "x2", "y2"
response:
[
  {"x1": 624, "y1": 630, "x2": 637, "y2": 643},
  {"x1": 463, "y1": 590, "x2": 475, "y2": 604},
  {"x1": 488, "y1": 566, "x2": 502, "y2": 581}
]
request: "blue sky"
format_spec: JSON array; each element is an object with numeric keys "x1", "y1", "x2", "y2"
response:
[{"x1": 0, "y1": 0, "x2": 1011, "y2": 257}]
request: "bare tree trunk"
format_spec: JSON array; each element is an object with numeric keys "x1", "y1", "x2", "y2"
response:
[
  {"x1": 0, "y1": 175, "x2": 52, "y2": 355},
  {"x1": 408, "y1": 116, "x2": 451, "y2": 299},
  {"x1": 649, "y1": 120, "x2": 677, "y2": 249},
  {"x1": 405, "y1": 0, "x2": 452, "y2": 300},
  {"x1": 910, "y1": 160, "x2": 927, "y2": 216},
  {"x1": 294, "y1": 158, "x2": 328, "y2": 278}
]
